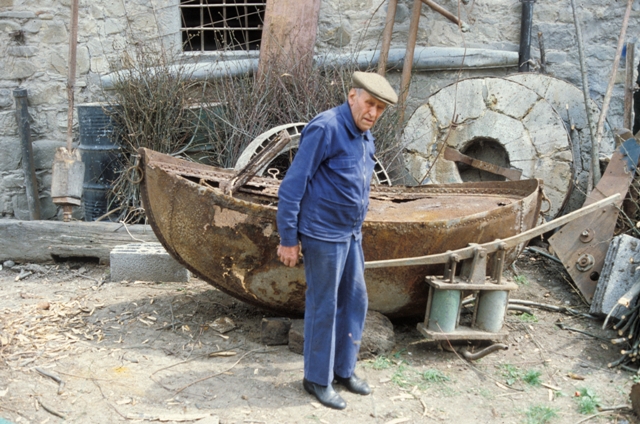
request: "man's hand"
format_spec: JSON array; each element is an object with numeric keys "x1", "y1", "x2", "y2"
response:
[{"x1": 278, "y1": 244, "x2": 300, "y2": 267}]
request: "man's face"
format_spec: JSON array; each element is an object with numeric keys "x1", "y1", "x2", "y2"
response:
[{"x1": 347, "y1": 88, "x2": 388, "y2": 132}]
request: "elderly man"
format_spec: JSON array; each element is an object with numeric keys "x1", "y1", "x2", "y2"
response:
[{"x1": 276, "y1": 71, "x2": 398, "y2": 409}]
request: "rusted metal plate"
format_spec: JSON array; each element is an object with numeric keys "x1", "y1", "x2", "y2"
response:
[
  {"x1": 140, "y1": 148, "x2": 542, "y2": 319},
  {"x1": 443, "y1": 147, "x2": 522, "y2": 181},
  {"x1": 549, "y1": 136, "x2": 640, "y2": 302}
]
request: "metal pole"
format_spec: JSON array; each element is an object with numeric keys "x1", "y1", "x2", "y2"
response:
[
  {"x1": 397, "y1": 0, "x2": 422, "y2": 126},
  {"x1": 624, "y1": 42, "x2": 635, "y2": 131},
  {"x1": 377, "y1": 0, "x2": 398, "y2": 76},
  {"x1": 569, "y1": 0, "x2": 598, "y2": 192},
  {"x1": 518, "y1": 0, "x2": 534, "y2": 72},
  {"x1": 13, "y1": 88, "x2": 41, "y2": 221}
]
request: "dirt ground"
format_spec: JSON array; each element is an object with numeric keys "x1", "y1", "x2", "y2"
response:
[{"x1": 0, "y1": 250, "x2": 638, "y2": 424}]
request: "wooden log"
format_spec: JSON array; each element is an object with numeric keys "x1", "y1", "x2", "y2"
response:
[{"x1": 0, "y1": 220, "x2": 158, "y2": 264}]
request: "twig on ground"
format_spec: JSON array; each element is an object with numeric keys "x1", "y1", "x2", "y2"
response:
[
  {"x1": 175, "y1": 348, "x2": 263, "y2": 394},
  {"x1": 35, "y1": 367, "x2": 65, "y2": 394},
  {"x1": 150, "y1": 344, "x2": 244, "y2": 376},
  {"x1": 574, "y1": 410, "x2": 616, "y2": 424},
  {"x1": 509, "y1": 299, "x2": 598, "y2": 319},
  {"x1": 556, "y1": 323, "x2": 611, "y2": 342},
  {"x1": 37, "y1": 399, "x2": 66, "y2": 419}
]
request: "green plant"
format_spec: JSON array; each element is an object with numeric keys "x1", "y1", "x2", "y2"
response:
[
  {"x1": 391, "y1": 362, "x2": 411, "y2": 388},
  {"x1": 501, "y1": 364, "x2": 522, "y2": 386},
  {"x1": 524, "y1": 405, "x2": 557, "y2": 424},
  {"x1": 523, "y1": 369, "x2": 542, "y2": 386},
  {"x1": 514, "y1": 274, "x2": 529, "y2": 285},
  {"x1": 368, "y1": 355, "x2": 393, "y2": 370},
  {"x1": 421, "y1": 369, "x2": 450, "y2": 384},
  {"x1": 575, "y1": 388, "x2": 600, "y2": 415},
  {"x1": 519, "y1": 313, "x2": 538, "y2": 323}
]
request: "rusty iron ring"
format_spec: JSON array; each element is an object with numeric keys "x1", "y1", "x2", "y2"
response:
[
  {"x1": 539, "y1": 190, "x2": 552, "y2": 215},
  {"x1": 124, "y1": 160, "x2": 144, "y2": 185}
]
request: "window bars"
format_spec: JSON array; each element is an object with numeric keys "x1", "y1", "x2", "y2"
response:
[{"x1": 180, "y1": 0, "x2": 267, "y2": 52}]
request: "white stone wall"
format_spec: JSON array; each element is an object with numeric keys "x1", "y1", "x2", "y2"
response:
[{"x1": 0, "y1": 0, "x2": 639, "y2": 219}]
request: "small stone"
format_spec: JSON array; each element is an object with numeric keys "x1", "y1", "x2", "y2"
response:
[
  {"x1": 36, "y1": 301, "x2": 50, "y2": 310},
  {"x1": 260, "y1": 317, "x2": 291, "y2": 345},
  {"x1": 3, "y1": 260, "x2": 15, "y2": 268},
  {"x1": 288, "y1": 319, "x2": 304, "y2": 355}
]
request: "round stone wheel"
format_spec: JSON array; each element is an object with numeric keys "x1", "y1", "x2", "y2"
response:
[
  {"x1": 505, "y1": 73, "x2": 615, "y2": 213},
  {"x1": 402, "y1": 76, "x2": 573, "y2": 219},
  {"x1": 235, "y1": 122, "x2": 392, "y2": 185}
]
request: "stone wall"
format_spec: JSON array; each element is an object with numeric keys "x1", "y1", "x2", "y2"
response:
[{"x1": 0, "y1": 0, "x2": 639, "y2": 219}]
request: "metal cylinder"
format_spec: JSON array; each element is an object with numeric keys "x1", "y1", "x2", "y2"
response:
[
  {"x1": 475, "y1": 290, "x2": 509, "y2": 332},
  {"x1": 77, "y1": 103, "x2": 121, "y2": 221},
  {"x1": 518, "y1": 0, "x2": 534, "y2": 72},
  {"x1": 428, "y1": 289, "x2": 460, "y2": 333},
  {"x1": 13, "y1": 88, "x2": 41, "y2": 221}
]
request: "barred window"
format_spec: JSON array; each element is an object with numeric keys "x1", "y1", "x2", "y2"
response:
[{"x1": 180, "y1": 0, "x2": 266, "y2": 52}]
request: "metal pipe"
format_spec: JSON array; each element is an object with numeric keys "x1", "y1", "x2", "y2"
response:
[
  {"x1": 398, "y1": 0, "x2": 423, "y2": 126},
  {"x1": 569, "y1": 0, "x2": 598, "y2": 191},
  {"x1": 101, "y1": 47, "x2": 519, "y2": 89},
  {"x1": 518, "y1": 0, "x2": 534, "y2": 72},
  {"x1": 378, "y1": 0, "x2": 398, "y2": 76},
  {"x1": 13, "y1": 88, "x2": 41, "y2": 221}
]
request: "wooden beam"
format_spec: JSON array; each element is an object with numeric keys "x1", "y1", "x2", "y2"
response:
[
  {"x1": 257, "y1": 0, "x2": 322, "y2": 77},
  {"x1": 0, "y1": 220, "x2": 158, "y2": 264},
  {"x1": 378, "y1": 0, "x2": 398, "y2": 76}
]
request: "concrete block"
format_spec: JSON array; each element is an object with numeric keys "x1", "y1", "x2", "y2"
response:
[
  {"x1": 110, "y1": 242, "x2": 190, "y2": 283},
  {"x1": 591, "y1": 234, "x2": 640, "y2": 318},
  {"x1": 260, "y1": 317, "x2": 291, "y2": 345}
]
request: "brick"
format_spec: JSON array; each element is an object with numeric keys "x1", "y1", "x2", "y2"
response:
[{"x1": 110, "y1": 242, "x2": 190, "y2": 283}]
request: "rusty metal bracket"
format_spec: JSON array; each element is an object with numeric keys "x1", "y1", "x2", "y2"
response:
[{"x1": 549, "y1": 136, "x2": 640, "y2": 303}]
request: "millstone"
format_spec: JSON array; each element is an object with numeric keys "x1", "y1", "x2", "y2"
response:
[
  {"x1": 402, "y1": 76, "x2": 573, "y2": 219},
  {"x1": 506, "y1": 73, "x2": 615, "y2": 213}
]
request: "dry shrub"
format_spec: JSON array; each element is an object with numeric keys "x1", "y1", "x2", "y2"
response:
[{"x1": 107, "y1": 49, "x2": 404, "y2": 223}]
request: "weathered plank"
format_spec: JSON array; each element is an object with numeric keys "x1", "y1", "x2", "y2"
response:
[
  {"x1": 0, "y1": 220, "x2": 158, "y2": 264},
  {"x1": 257, "y1": 0, "x2": 322, "y2": 75}
]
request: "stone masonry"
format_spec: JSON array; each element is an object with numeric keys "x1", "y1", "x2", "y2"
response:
[{"x1": 1, "y1": 0, "x2": 640, "y2": 219}]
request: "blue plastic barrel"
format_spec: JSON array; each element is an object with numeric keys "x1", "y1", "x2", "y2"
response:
[{"x1": 77, "y1": 103, "x2": 121, "y2": 221}]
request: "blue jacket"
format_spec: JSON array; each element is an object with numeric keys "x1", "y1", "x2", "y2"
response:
[{"x1": 277, "y1": 102, "x2": 376, "y2": 246}]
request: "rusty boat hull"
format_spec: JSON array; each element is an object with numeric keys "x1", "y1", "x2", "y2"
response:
[{"x1": 140, "y1": 148, "x2": 542, "y2": 319}]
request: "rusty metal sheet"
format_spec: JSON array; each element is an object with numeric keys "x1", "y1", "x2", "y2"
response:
[
  {"x1": 549, "y1": 136, "x2": 640, "y2": 302},
  {"x1": 139, "y1": 148, "x2": 542, "y2": 319}
]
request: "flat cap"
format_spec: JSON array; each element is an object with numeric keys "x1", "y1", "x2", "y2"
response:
[{"x1": 352, "y1": 71, "x2": 398, "y2": 105}]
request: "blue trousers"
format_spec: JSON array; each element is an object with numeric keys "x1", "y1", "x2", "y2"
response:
[{"x1": 300, "y1": 234, "x2": 368, "y2": 386}]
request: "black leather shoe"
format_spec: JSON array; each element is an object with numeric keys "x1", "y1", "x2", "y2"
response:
[
  {"x1": 334, "y1": 373, "x2": 371, "y2": 395},
  {"x1": 303, "y1": 378, "x2": 346, "y2": 410}
]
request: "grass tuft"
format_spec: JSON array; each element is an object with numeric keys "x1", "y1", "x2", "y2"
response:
[{"x1": 524, "y1": 405, "x2": 557, "y2": 424}]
